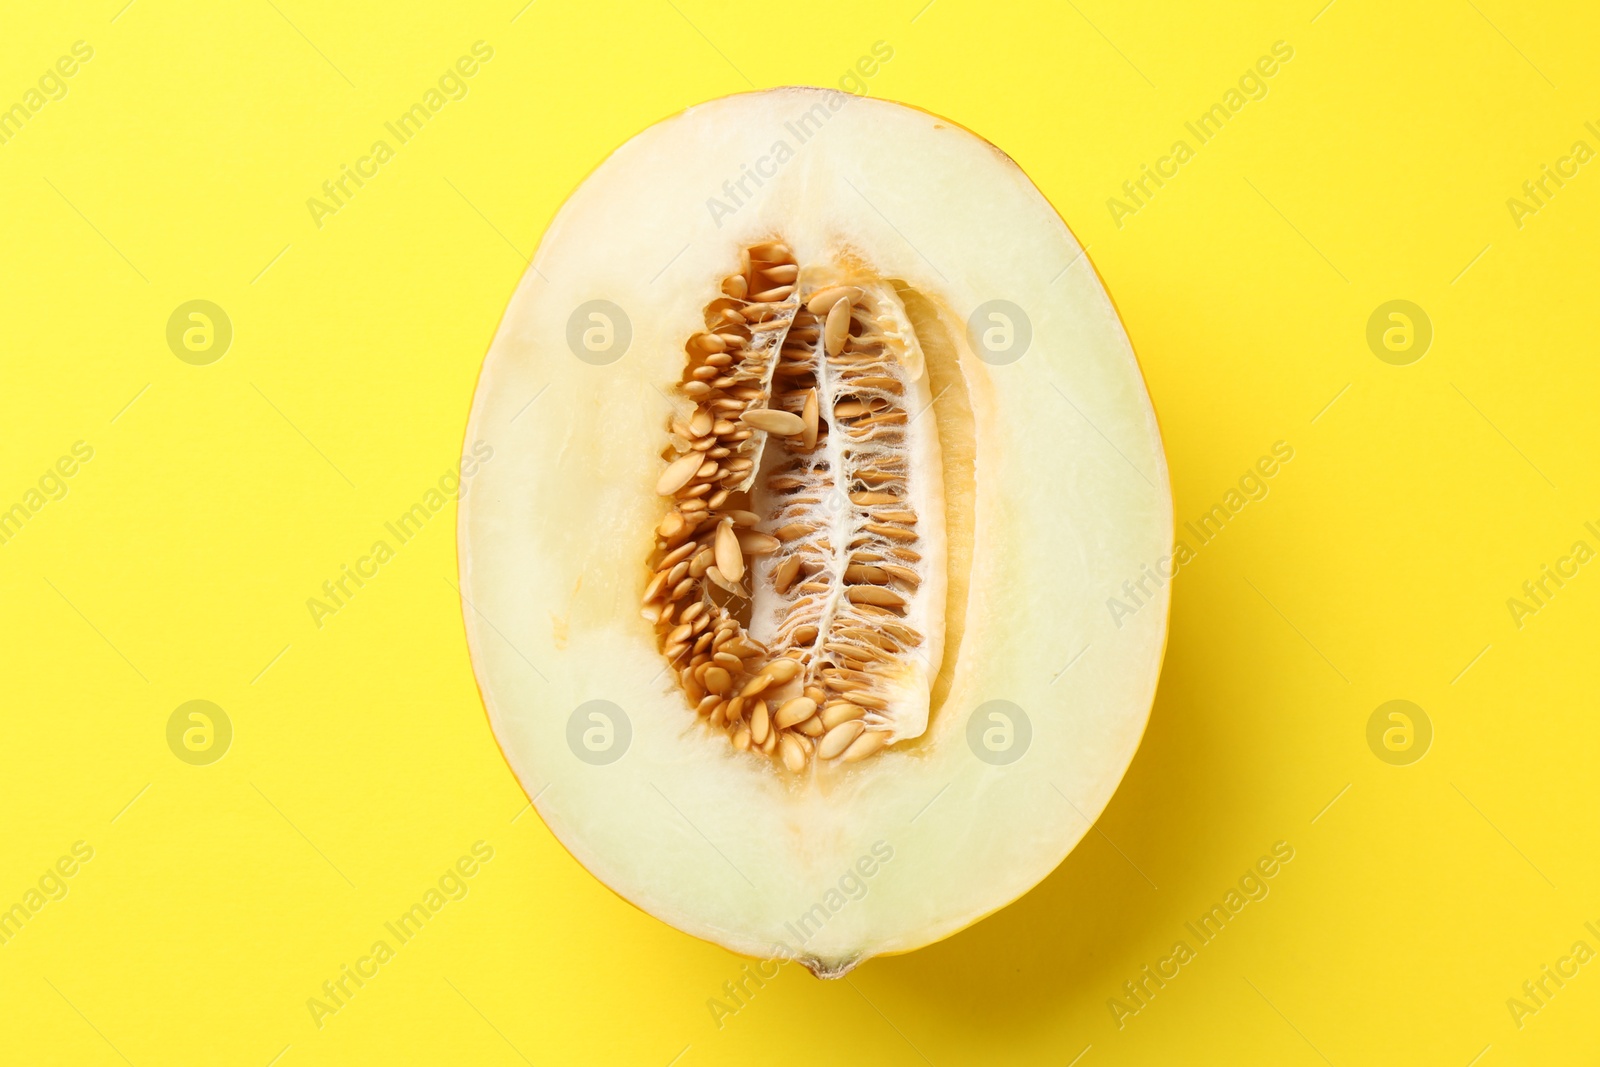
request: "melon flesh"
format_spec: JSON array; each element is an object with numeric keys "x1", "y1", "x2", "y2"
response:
[{"x1": 458, "y1": 88, "x2": 1171, "y2": 975}]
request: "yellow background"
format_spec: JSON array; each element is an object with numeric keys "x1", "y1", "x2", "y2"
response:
[{"x1": 3, "y1": 0, "x2": 1597, "y2": 1063}]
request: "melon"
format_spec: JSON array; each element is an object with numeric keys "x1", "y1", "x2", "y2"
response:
[{"x1": 458, "y1": 88, "x2": 1170, "y2": 976}]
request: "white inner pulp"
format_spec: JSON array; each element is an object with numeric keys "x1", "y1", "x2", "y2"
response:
[{"x1": 645, "y1": 241, "x2": 949, "y2": 772}]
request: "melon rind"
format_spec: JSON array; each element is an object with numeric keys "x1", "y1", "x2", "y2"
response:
[{"x1": 459, "y1": 88, "x2": 1171, "y2": 972}]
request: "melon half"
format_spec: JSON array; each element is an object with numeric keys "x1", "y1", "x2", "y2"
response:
[{"x1": 458, "y1": 88, "x2": 1171, "y2": 976}]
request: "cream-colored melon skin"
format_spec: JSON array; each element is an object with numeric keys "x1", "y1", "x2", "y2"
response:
[{"x1": 459, "y1": 88, "x2": 1170, "y2": 972}]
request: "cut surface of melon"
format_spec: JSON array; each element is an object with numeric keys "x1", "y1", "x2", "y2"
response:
[{"x1": 459, "y1": 88, "x2": 1171, "y2": 976}]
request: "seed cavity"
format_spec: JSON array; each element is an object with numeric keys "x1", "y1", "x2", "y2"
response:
[{"x1": 643, "y1": 240, "x2": 949, "y2": 775}]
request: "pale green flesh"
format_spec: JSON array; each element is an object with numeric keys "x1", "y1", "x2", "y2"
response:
[{"x1": 459, "y1": 89, "x2": 1170, "y2": 973}]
